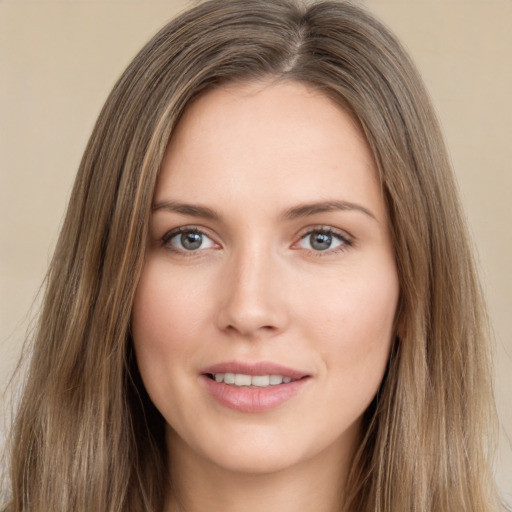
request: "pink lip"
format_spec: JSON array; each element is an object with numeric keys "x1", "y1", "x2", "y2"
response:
[
  {"x1": 200, "y1": 360, "x2": 311, "y2": 413},
  {"x1": 201, "y1": 361, "x2": 309, "y2": 380}
]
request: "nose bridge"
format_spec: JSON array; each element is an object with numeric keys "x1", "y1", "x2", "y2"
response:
[{"x1": 217, "y1": 239, "x2": 287, "y2": 337}]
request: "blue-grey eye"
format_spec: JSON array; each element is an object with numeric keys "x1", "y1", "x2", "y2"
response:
[
  {"x1": 299, "y1": 230, "x2": 344, "y2": 251},
  {"x1": 167, "y1": 230, "x2": 215, "y2": 251}
]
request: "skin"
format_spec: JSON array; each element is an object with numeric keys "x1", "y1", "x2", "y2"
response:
[{"x1": 131, "y1": 81, "x2": 400, "y2": 512}]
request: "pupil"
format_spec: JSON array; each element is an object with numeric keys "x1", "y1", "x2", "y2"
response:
[
  {"x1": 311, "y1": 232, "x2": 332, "y2": 251},
  {"x1": 181, "y1": 232, "x2": 202, "y2": 250}
]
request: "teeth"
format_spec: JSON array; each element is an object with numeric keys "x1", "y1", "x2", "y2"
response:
[
  {"x1": 252, "y1": 375, "x2": 270, "y2": 386},
  {"x1": 234, "y1": 373, "x2": 251, "y2": 386},
  {"x1": 269, "y1": 375, "x2": 283, "y2": 385},
  {"x1": 211, "y1": 373, "x2": 295, "y2": 387},
  {"x1": 224, "y1": 373, "x2": 235, "y2": 384}
]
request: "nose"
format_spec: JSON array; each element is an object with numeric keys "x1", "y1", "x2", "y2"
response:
[{"x1": 215, "y1": 245, "x2": 289, "y2": 339}]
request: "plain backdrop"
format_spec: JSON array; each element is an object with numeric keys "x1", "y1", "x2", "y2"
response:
[{"x1": 0, "y1": 0, "x2": 510, "y2": 501}]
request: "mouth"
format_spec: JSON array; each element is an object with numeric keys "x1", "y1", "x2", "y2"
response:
[
  {"x1": 200, "y1": 361, "x2": 311, "y2": 412},
  {"x1": 205, "y1": 372, "x2": 299, "y2": 387}
]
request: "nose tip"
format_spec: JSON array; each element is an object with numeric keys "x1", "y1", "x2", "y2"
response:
[{"x1": 215, "y1": 255, "x2": 288, "y2": 339}]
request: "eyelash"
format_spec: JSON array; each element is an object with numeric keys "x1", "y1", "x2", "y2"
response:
[
  {"x1": 160, "y1": 225, "x2": 354, "y2": 257},
  {"x1": 161, "y1": 226, "x2": 215, "y2": 255},
  {"x1": 296, "y1": 226, "x2": 353, "y2": 256}
]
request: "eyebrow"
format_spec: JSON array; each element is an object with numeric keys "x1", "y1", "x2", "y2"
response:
[
  {"x1": 280, "y1": 200, "x2": 377, "y2": 222},
  {"x1": 152, "y1": 199, "x2": 376, "y2": 222},
  {"x1": 152, "y1": 200, "x2": 221, "y2": 221}
]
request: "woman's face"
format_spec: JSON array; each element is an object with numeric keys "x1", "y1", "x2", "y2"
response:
[{"x1": 132, "y1": 81, "x2": 399, "y2": 476}]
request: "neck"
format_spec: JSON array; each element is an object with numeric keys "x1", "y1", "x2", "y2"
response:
[{"x1": 164, "y1": 426, "x2": 358, "y2": 512}]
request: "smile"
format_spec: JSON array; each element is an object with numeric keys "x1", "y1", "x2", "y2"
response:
[
  {"x1": 208, "y1": 373, "x2": 294, "y2": 387},
  {"x1": 200, "y1": 361, "x2": 311, "y2": 413}
]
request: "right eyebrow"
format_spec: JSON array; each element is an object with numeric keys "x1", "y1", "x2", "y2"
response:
[{"x1": 151, "y1": 200, "x2": 221, "y2": 221}]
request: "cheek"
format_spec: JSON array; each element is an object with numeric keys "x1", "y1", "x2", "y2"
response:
[
  {"x1": 299, "y1": 262, "x2": 398, "y2": 393},
  {"x1": 130, "y1": 260, "x2": 210, "y2": 390},
  {"x1": 132, "y1": 259, "x2": 210, "y2": 342},
  {"x1": 302, "y1": 264, "x2": 398, "y2": 334}
]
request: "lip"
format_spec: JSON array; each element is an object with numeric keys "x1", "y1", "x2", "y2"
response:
[
  {"x1": 200, "y1": 360, "x2": 311, "y2": 413},
  {"x1": 201, "y1": 361, "x2": 309, "y2": 380}
]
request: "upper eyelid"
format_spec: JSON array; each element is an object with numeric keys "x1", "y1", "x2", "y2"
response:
[
  {"x1": 161, "y1": 226, "x2": 218, "y2": 248},
  {"x1": 296, "y1": 225, "x2": 354, "y2": 241},
  {"x1": 161, "y1": 227, "x2": 219, "y2": 255},
  {"x1": 162, "y1": 225, "x2": 215, "y2": 239},
  {"x1": 159, "y1": 224, "x2": 354, "y2": 247},
  {"x1": 161, "y1": 223, "x2": 352, "y2": 235}
]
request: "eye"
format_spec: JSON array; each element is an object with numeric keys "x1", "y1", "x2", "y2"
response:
[
  {"x1": 297, "y1": 228, "x2": 351, "y2": 253},
  {"x1": 162, "y1": 227, "x2": 216, "y2": 252}
]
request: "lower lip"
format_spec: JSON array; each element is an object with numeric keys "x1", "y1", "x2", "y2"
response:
[{"x1": 201, "y1": 375, "x2": 310, "y2": 413}]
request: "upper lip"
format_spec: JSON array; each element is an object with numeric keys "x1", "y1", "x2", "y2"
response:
[{"x1": 201, "y1": 361, "x2": 310, "y2": 380}]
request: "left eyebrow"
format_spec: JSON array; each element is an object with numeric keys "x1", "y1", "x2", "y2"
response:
[{"x1": 280, "y1": 200, "x2": 377, "y2": 222}]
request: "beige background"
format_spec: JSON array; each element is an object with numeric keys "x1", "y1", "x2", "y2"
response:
[{"x1": 0, "y1": 0, "x2": 510, "y2": 500}]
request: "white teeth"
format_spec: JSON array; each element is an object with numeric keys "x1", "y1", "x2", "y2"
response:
[
  {"x1": 211, "y1": 373, "x2": 295, "y2": 387},
  {"x1": 251, "y1": 375, "x2": 270, "y2": 386},
  {"x1": 234, "y1": 373, "x2": 252, "y2": 386},
  {"x1": 224, "y1": 373, "x2": 235, "y2": 384},
  {"x1": 269, "y1": 375, "x2": 283, "y2": 385}
]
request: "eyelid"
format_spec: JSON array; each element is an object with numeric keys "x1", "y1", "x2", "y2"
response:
[
  {"x1": 293, "y1": 225, "x2": 354, "y2": 254},
  {"x1": 161, "y1": 225, "x2": 221, "y2": 254},
  {"x1": 158, "y1": 224, "x2": 354, "y2": 256}
]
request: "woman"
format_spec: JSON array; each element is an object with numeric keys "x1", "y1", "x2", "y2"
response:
[{"x1": 4, "y1": 0, "x2": 505, "y2": 510}]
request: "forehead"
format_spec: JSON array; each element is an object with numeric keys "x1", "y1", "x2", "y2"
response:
[
  {"x1": 155, "y1": 80, "x2": 385, "y2": 221},
  {"x1": 168, "y1": 80, "x2": 371, "y2": 163}
]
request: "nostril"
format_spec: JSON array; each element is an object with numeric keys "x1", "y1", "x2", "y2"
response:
[{"x1": 216, "y1": 290, "x2": 288, "y2": 337}]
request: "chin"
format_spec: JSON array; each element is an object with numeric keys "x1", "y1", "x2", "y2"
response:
[
  {"x1": 207, "y1": 442, "x2": 307, "y2": 476},
  {"x1": 167, "y1": 417, "x2": 358, "y2": 478},
  {"x1": 167, "y1": 420, "x2": 316, "y2": 475}
]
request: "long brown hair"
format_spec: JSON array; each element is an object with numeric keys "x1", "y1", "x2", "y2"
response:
[{"x1": 4, "y1": 0, "x2": 503, "y2": 510}]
